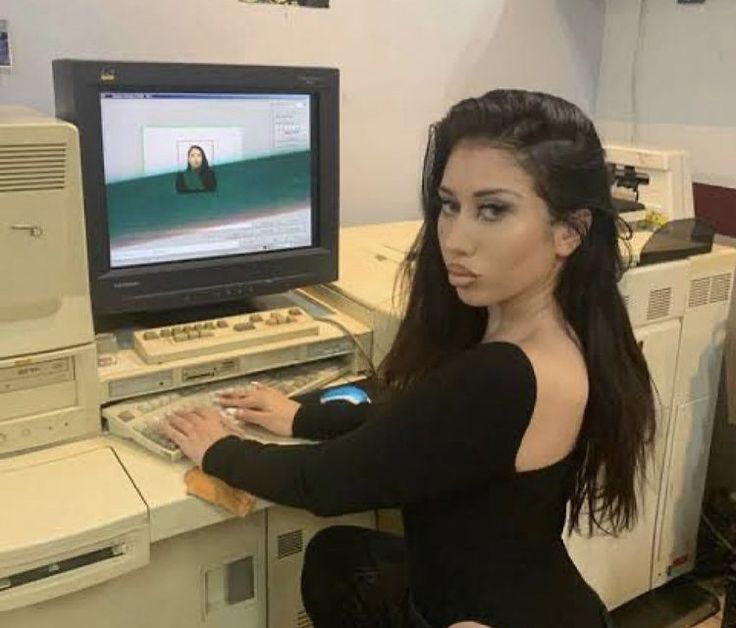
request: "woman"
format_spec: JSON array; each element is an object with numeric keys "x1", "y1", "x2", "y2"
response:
[
  {"x1": 161, "y1": 90, "x2": 655, "y2": 627},
  {"x1": 175, "y1": 144, "x2": 217, "y2": 193}
]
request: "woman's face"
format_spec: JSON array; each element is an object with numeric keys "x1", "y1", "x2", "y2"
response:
[
  {"x1": 188, "y1": 148, "x2": 203, "y2": 169},
  {"x1": 437, "y1": 140, "x2": 573, "y2": 309}
]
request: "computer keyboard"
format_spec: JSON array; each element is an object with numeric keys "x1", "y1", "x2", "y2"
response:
[
  {"x1": 132, "y1": 306, "x2": 320, "y2": 365},
  {"x1": 103, "y1": 357, "x2": 352, "y2": 461}
]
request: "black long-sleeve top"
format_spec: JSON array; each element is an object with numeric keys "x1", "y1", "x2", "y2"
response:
[{"x1": 203, "y1": 341, "x2": 606, "y2": 627}]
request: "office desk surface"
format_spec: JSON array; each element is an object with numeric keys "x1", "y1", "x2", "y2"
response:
[{"x1": 0, "y1": 434, "x2": 268, "y2": 543}]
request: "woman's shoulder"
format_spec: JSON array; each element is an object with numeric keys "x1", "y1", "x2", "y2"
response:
[
  {"x1": 513, "y1": 332, "x2": 589, "y2": 471},
  {"x1": 446, "y1": 336, "x2": 584, "y2": 388},
  {"x1": 516, "y1": 332, "x2": 588, "y2": 397},
  {"x1": 467, "y1": 340, "x2": 535, "y2": 375},
  {"x1": 439, "y1": 341, "x2": 538, "y2": 396},
  {"x1": 466, "y1": 339, "x2": 529, "y2": 360}
]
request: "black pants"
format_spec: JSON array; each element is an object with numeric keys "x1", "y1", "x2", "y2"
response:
[
  {"x1": 300, "y1": 525, "x2": 616, "y2": 628},
  {"x1": 301, "y1": 525, "x2": 430, "y2": 628}
]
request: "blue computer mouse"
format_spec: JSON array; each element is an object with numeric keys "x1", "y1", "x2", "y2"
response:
[{"x1": 320, "y1": 384, "x2": 371, "y2": 405}]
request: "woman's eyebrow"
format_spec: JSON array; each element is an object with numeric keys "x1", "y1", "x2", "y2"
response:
[
  {"x1": 473, "y1": 188, "x2": 522, "y2": 199},
  {"x1": 438, "y1": 184, "x2": 521, "y2": 199}
]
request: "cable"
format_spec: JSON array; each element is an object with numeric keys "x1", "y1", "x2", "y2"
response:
[
  {"x1": 703, "y1": 512, "x2": 736, "y2": 553},
  {"x1": 314, "y1": 316, "x2": 378, "y2": 380},
  {"x1": 630, "y1": 0, "x2": 648, "y2": 144}
]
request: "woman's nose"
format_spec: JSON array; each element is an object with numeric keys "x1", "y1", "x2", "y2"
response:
[{"x1": 441, "y1": 213, "x2": 477, "y2": 256}]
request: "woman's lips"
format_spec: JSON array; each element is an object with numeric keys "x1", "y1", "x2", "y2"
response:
[{"x1": 446, "y1": 264, "x2": 478, "y2": 287}]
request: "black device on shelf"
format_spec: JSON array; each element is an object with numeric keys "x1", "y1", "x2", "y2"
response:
[{"x1": 639, "y1": 218, "x2": 715, "y2": 266}]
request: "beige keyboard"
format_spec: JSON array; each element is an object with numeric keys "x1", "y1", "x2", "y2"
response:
[
  {"x1": 133, "y1": 306, "x2": 319, "y2": 364},
  {"x1": 103, "y1": 356, "x2": 352, "y2": 461}
]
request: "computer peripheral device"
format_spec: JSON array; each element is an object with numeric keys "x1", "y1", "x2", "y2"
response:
[
  {"x1": 53, "y1": 60, "x2": 339, "y2": 320},
  {"x1": 132, "y1": 306, "x2": 318, "y2": 365},
  {"x1": 319, "y1": 385, "x2": 371, "y2": 405},
  {"x1": 103, "y1": 356, "x2": 350, "y2": 460}
]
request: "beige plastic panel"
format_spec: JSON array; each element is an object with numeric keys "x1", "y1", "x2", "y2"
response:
[
  {"x1": 653, "y1": 398, "x2": 714, "y2": 585},
  {"x1": 2, "y1": 515, "x2": 266, "y2": 628},
  {"x1": 0, "y1": 107, "x2": 93, "y2": 358},
  {"x1": 0, "y1": 344, "x2": 100, "y2": 455},
  {"x1": 0, "y1": 447, "x2": 148, "y2": 611}
]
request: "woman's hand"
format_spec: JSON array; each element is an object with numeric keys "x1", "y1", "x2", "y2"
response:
[
  {"x1": 159, "y1": 407, "x2": 231, "y2": 467},
  {"x1": 216, "y1": 383, "x2": 301, "y2": 437}
]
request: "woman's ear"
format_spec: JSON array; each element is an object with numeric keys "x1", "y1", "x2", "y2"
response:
[{"x1": 553, "y1": 209, "x2": 591, "y2": 258}]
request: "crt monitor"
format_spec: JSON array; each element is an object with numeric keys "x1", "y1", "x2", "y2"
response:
[{"x1": 52, "y1": 60, "x2": 339, "y2": 317}]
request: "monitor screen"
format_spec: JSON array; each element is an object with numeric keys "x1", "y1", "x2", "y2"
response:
[
  {"x1": 100, "y1": 91, "x2": 314, "y2": 268},
  {"x1": 53, "y1": 60, "x2": 339, "y2": 317}
]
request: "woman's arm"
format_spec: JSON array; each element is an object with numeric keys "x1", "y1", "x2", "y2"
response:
[
  {"x1": 200, "y1": 343, "x2": 535, "y2": 516},
  {"x1": 293, "y1": 400, "x2": 378, "y2": 440},
  {"x1": 216, "y1": 385, "x2": 379, "y2": 439}
]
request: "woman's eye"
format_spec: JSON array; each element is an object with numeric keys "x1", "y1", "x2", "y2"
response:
[
  {"x1": 478, "y1": 204, "x2": 506, "y2": 221},
  {"x1": 439, "y1": 199, "x2": 459, "y2": 215}
]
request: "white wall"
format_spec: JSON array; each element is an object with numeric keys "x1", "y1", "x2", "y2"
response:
[
  {"x1": 0, "y1": 0, "x2": 604, "y2": 225},
  {"x1": 596, "y1": 0, "x2": 736, "y2": 187}
]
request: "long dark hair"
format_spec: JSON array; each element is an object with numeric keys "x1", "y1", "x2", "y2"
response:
[{"x1": 381, "y1": 90, "x2": 656, "y2": 535}]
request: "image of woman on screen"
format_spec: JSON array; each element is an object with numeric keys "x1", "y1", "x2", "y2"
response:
[{"x1": 175, "y1": 145, "x2": 217, "y2": 193}]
